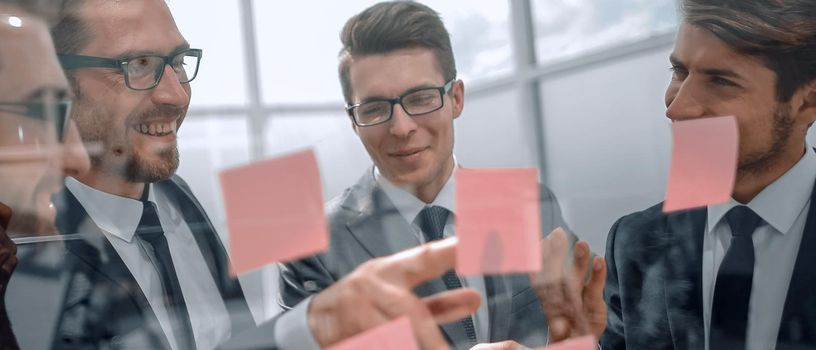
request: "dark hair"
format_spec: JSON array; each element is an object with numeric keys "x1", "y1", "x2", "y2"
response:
[
  {"x1": 682, "y1": 0, "x2": 816, "y2": 102},
  {"x1": 50, "y1": 0, "x2": 90, "y2": 54},
  {"x1": 338, "y1": 1, "x2": 456, "y2": 103}
]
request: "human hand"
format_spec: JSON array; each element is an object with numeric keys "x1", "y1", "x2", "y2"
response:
[
  {"x1": 0, "y1": 203, "x2": 17, "y2": 300},
  {"x1": 308, "y1": 237, "x2": 481, "y2": 349},
  {"x1": 528, "y1": 227, "x2": 607, "y2": 343}
]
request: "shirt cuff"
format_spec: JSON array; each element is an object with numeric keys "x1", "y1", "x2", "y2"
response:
[{"x1": 274, "y1": 296, "x2": 321, "y2": 350}]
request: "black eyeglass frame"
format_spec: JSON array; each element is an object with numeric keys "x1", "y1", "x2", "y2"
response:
[
  {"x1": 345, "y1": 79, "x2": 456, "y2": 127},
  {"x1": 57, "y1": 48, "x2": 203, "y2": 91},
  {"x1": 0, "y1": 99, "x2": 72, "y2": 143}
]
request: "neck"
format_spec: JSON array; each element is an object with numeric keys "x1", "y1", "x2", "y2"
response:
[
  {"x1": 733, "y1": 143, "x2": 806, "y2": 204},
  {"x1": 412, "y1": 158, "x2": 455, "y2": 204},
  {"x1": 74, "y1": 170, "x2": 145, "y2": 200}
]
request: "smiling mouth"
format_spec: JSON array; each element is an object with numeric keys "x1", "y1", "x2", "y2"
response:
[
  {"x1": 133, "y1": 120, "x2": 178, "y2": 137},
  {"x1": 390, "y1": 147, "x2": 427, "y2": 157}
]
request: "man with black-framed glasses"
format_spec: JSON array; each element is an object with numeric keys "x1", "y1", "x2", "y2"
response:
[
  {"x1": 44, "y1": 0, "x2": 253, "y2": 349},
  {"x1": 279, "y1": 2, "x2": 607, "y2": 350}
]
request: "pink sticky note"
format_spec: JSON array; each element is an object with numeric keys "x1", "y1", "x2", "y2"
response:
[
  {"x1": 220, "y1": 149, "x2": 328, "y2": 275},
  {"x1": 663, "y1": 116, "x2": 738, "y2": 213},
  {"x1": 536, "y1": 335, "x2": 597, "y2": 350},
  {"x1": 455, "y1": 168, "x2": 542, "y2": 276},
  {"x1": 326, "y1": 316, "x2": 419, "y2": 350}
]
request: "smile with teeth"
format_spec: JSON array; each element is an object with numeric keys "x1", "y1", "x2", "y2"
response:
[{"x1": 135, "y1": 121, "x2": 177, "y2": 137}]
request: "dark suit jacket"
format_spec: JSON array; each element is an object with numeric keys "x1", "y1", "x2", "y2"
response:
[
  {"x1": 34, "y1": 175, "x2": 255, "y2": 349},
  {"x1": 601, "y1": 181, "x2": 816, "y2": 350},
  {"x1": 279, "y1": 170, "x2": 570, "y2": 349}
]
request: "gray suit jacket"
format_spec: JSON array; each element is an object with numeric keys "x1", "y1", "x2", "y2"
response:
[{"x1": 279, "y1": 170, "x2": 570, "y2": 349}]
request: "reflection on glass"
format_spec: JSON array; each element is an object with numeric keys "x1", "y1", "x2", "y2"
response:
[{"x1": 532, "y1": 0, "x2": 677, "y2": 63}]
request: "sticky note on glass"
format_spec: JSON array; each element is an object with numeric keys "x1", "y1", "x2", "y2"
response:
[
  {"x1": 455, "y1": 168, "x2": 542, "y2": 276},
  {"x1": 220, "y1": 149, "x2": 328, "y2": 275},
  {"x1": 663, "y1": 116, "x2": 738, "y2": 213},
  {"x1": 326, "y1": 316, "x2": 419, "y2": 350},
  {"x1": 536, "y1": 335, "x2": 597, "y2": 349}
]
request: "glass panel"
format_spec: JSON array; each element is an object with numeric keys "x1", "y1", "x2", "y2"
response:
[
  {"x1": 532, "y1": 0, "x2": 678, "y2": 64},
  {"x1": 455, "y1": 87, "x2": 539, "y2": 169},
  {"x1": 254, "y1": 0, "x2": 514, "y2": 104},
  {"x1": 167, "y1": 0, "x2": 249, "y2": 107},
  {"x1": 539, "y1": 46, "x2": 673, "y2": 252},
  {"x1": 264, "y1": 113, "x2": 371, "y2": 200}
]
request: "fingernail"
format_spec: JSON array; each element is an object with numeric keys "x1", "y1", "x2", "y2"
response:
[
  {"x1": 593, "y1": 259, "x2": 602, "y2": 271},
  {"x1": 575, "y1": 248, "x2": 585, "y2": 258}
]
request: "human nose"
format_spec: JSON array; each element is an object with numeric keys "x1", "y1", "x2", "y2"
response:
[
  {"x1": 150, "y1": 64, "x2": 190, "y2": 108},
  {"x1": 665, "y1": 80, "x2": 706, "y2": 122},
  {"x1": 388, "y1": 102, "x2": 418, "y2": 137},
  {"x1": 59, "y1": 120, "x2": 90, "y2": 178}
]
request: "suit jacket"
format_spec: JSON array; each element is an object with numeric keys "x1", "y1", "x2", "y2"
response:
[
  {"x1": 31, "y1": 175, "x2": 255, "y2": 349},
  {"x1": 601, "y1": 180, "x2": 816, "y2": 350},
  {"x1": 279, "y1": 170, "x2": 570, "y2": 349}
]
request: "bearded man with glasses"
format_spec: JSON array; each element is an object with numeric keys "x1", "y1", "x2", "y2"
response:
[{"x1": 42, "y1": 0, "x2": 254, "y2": 348}]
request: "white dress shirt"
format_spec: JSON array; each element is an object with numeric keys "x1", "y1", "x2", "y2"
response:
[
  {"x1": 703, "y1": 146, "x2": 816, "y2": 350},
  {"x1": 275, "y1": 158, "x2": 491, "y2": 349},
  {"x1": 65, "y1": 178, "x2": 232, "y2": 350}
]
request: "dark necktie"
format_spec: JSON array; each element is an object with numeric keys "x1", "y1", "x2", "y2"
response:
[
  {"x1": 417, "y1": 206, "x2": 479, "y2": 345},
  {"x1": 137, "y1": 201, "x2": 196, "y2": 350},
  {"x1": 709, "y1": 205, "x2": 763, "y2": 350}
]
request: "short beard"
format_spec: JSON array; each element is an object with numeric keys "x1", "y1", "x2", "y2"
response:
[
  {"x1": 737, "y1": 104, "x2": 795, "y2": 174},
  {"x1": 72, "y1": 85, "x2": 183, "y2": 184},
  {"x1": 124, "y1": 145, "x2": 179, "y2": 183}
]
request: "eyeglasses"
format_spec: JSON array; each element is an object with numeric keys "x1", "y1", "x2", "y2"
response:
[
  {"x1": 346, "y1": 79, "x2": 455, "y2": 127},
  {"x1": 57, "y1": 48, "x2": 203, "y2": 91},
  {"x1": 0, "y1": 99, "x2": 71, "y2": 143}
]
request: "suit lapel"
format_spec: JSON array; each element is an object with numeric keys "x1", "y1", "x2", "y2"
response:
[
  {"x1": 664, "y1": 209, "x2": 706, "y2": 349},
  {"x1": 53, "y1": 187, "x2": 168, "y2": 347},
  {"x1": 776, "y1": 179, "x2": 816, "y2": 348},
  {"x1": 54, "y1": 187, "x2": 154, "y2": 314},
  {"x1": 343, "y1": 172, "x2": 473, "y2": 347}
]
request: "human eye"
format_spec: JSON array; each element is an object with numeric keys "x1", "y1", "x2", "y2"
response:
[
  {"x1": 359, "y1": 102, "x2": 388, "y2": 117},
  {"x1": 405, "y1": 90, "x2": 438, "y2": 106},
  {"x1": 710, "y1": 75, "x2": 738, "y2": 87},
  {"x1": 669, "y1": 65, "x2": 688, "y2": 80}
]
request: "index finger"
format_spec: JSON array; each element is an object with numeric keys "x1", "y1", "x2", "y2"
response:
[{"x1": 380, "y1": 237, "x2": 458, "y2": 289}]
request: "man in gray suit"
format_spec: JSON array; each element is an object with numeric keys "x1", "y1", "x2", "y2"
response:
[{"x1": 279, "y1": 2, "x2": 607, "y2": 349}]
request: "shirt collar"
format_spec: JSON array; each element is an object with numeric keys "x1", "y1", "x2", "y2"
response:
[
  {"x1": 374, "y1": 156, "x2": 457, "y2": 223},
  {"x1": 65, "y1": 177, "x2": 157, "y2": 243},
  {"x1": 707, "y1": 145, "x2": 816, "y2": 234}
]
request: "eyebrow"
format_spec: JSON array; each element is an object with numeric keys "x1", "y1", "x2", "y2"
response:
[
  {"x1": 115, "y1": 42, "x2": 191, "y2": 60},
  {"x1": 22, "y1": 87, "x2": 71, "y2": 101},
  {"x1": 669, "y1": 54, "x2": 745, "y2": 81}
]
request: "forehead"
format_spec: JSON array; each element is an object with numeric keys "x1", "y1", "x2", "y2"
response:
[
  {"x1": 348, "y1": 48, "x2": 445, "y2": 100},
  {"x1": 0, "y1": 13, "x2": 68, "y2": 101},
  {"x1": 673, "y1": 23, "x2": 769, "y2": 73},
  {"x1": 77, "y1": 0, "x2": 187, "y2": 56}
]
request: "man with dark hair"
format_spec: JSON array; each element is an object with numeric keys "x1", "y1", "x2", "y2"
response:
[
  {"x1": 603, "y1": 1, "x2": 816, "y2": 349},
  {"x1": 280, "y1": 2, "x2": 607, "y2": 349},
  {"x1": 46, "y1": 0, "x2": 255, "y2": 348}
]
